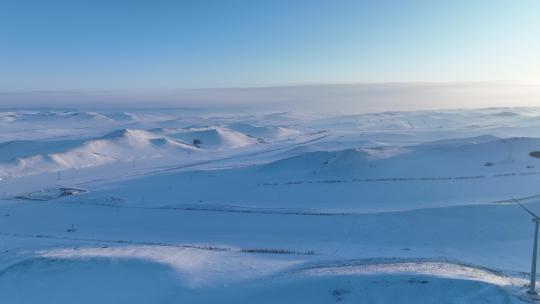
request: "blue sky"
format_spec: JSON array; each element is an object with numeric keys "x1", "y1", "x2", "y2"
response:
[
  {"x1": 1, "y1": 0, "x2": 539, "y2": 96},
  {"x1": 0, "y1": 0, "x2": 540, "y2": 91}
]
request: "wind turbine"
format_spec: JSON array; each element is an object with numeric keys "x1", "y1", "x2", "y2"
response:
[{"x1": 513, "y1": 197, "x2": 540, "y2": 295}]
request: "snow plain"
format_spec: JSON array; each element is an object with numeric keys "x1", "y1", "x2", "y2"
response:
[{"x1": 2, "y1": 107, "x2": 540, "y2": 303}]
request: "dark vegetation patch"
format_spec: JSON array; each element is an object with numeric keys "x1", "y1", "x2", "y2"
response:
[
  {"x1": 241, "y1": 248, "x2": 315, "y2": 255},
  {"x1": 530, "y1": 151, "x2": 540, "y2": 158},
  {"x1": 332, "y1": 289, "x2": 351, "y2": 302}
]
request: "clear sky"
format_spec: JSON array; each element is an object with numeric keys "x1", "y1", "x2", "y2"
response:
[
  {"x1": 1, "y1": 0, "x2": 540, "y2": 109},
  {"x1": 0, "y1": 0, "x2": 540, "y2": 110}
]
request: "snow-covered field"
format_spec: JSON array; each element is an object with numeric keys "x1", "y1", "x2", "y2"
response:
[{"x1": 3, "y1": 107, "x2": 540, "y2": 303}]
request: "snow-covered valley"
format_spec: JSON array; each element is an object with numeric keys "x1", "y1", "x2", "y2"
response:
[{"x1": 2, "y1": 107, "x2": 540, "y2": 303}]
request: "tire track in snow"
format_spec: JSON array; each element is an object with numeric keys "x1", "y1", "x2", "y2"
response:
[
  {"x1": 48, "y1": 192, "x2": 540, "y2": 217},
  {"x1": 258, "y1": 170, "x2": 540, "y2": 187}
]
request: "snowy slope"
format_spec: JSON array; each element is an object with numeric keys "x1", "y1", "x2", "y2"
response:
[
  {"x1": 165, "y1": 126, "x2": 260, "y2": 149},
  {"x1": 0, "y1": 128, "x2": 201, "y2": 178},
  {"x1": 4, "y1": 107, "x2": 540, "y2": 303},
  {"x1": 71, "y1": 134, "x2": 540, "y2": 213}
]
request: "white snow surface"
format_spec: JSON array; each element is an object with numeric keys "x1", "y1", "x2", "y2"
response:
[{"x1": 2, "y1": 107, "x2": 540, "y2": 303}]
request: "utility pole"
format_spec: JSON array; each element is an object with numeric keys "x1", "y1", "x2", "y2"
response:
[{"x1": 513, "y1": 198, "x2": 540, "y2": 295}]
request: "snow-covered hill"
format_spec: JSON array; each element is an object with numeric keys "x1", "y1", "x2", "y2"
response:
[
  {"x1": 3, "y1": 107, "x2": 540, "y2": 303},
  {"x1": 164, "y1": 126, "x2": 260, "y2": 149},
  {"x1": 0, "y1": 128, "x2": 202, "y2": 178}
]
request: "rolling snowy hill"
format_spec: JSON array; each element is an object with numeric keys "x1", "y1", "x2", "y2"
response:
[{"x1": 3, "y1": 107, "x2": 540, "y2": 303}]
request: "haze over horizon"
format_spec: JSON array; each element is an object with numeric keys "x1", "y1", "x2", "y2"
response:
[{"x1": 2, "y1": 82, "x2": 540, "y2": 114}]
